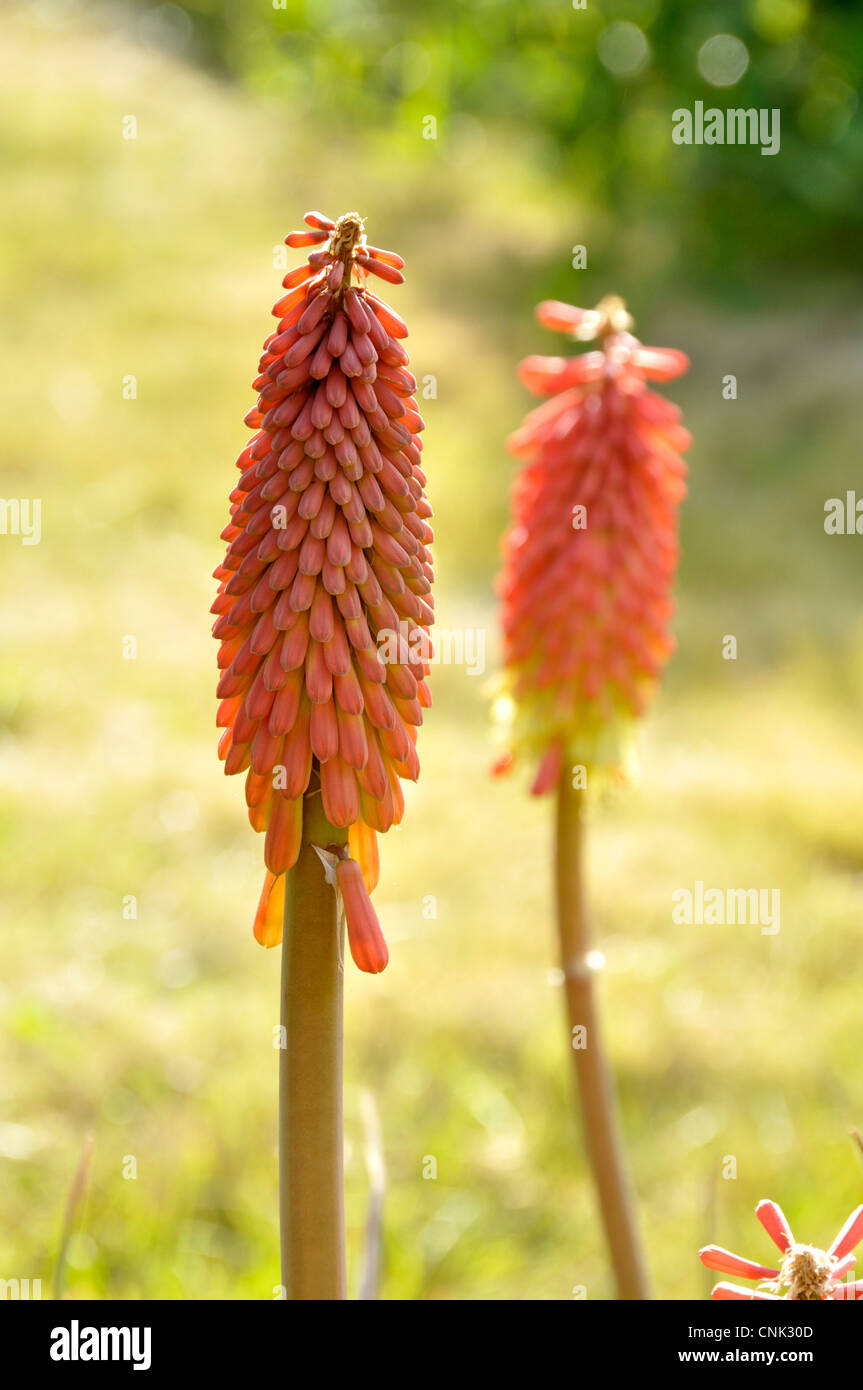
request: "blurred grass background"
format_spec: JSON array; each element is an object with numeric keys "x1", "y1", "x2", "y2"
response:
[{"x1": 1, "y1": 0, "x2": 862, "y2": 1299}]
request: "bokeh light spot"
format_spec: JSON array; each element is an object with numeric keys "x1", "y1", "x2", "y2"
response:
[
  {"x1": 750, "y1": 0, "x2": 809, "y2": 43},
  {"x1": 698, "y1": 34, "x2": 750, "y2": 87},
  {"x1": 597, "y1": 22, "x2": 649, "y2": 78}
]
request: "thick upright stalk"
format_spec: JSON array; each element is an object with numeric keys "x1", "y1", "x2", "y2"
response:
[
  {"x1": 555, "y1": 777, "x2": 651, "y2": 1300},
  {"x1": 279, "y1": 794, "x2": 348, "y2": 1300}
]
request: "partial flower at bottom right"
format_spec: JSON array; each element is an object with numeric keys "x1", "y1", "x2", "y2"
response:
[{"x1": 700, "y1": 1198, "x2": 863, "y2": 1300}]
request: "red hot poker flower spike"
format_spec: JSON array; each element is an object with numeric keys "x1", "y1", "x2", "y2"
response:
[
  {"x1": 495, "y1": 295, "x2": 690, "y2": 790},
  {"x1": 699, "y1": 1199, "x2": 863, "y2": 1300},
  {"x1": 213, "y1": 211, "x2": 434, "y2": 968}
]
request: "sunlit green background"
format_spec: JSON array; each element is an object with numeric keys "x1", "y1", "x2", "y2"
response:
[{"x1": 1, "y1": 0, "x2": 862, "y2": 1300}]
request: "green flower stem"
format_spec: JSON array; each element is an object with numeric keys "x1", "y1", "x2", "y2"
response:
[
  {"x1": 279, "y1": 792, "x2": 348, "y2": 1300},
  {"x1": 555, "y1": 776, "x2": 651, "y2": 1300}
]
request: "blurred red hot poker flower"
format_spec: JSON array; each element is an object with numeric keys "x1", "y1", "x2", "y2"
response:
[
  {"x1": 212, "y1": 211, "x2": 433, "y2": 971},
  {"x1": 491, "y1": 294, "x2": 690, "y2": 1299},
  {"x1": 700, "y1": 1198, "x2": 863, "y2": 1300},
  {"x1": 494, "y1": 296, "x2": 690, "y2": 792}
]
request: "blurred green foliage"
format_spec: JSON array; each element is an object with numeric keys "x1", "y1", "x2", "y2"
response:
[{"x1": 120, "y1": 0, "x2": 863, "y2": 286}]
